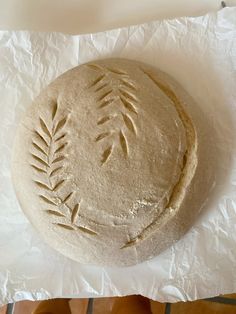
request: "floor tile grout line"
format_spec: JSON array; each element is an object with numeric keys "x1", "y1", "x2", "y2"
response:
[
  {"x1": 6, "y1": 303, "x2": 14, "y2": 314},
  {"x1": 86, "y1": 298, "x2": 93, "y2": 314},
  {"x1": 204, "y1": 296, "x2": 236, "y2": 306},
  {"x1": 165, "y1": 303, "x2": 171, "y2": 314}
]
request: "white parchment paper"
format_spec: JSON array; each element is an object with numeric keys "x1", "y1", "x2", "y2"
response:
[{"x1": 0, "y1": 7, "x2": 236, "y2": 305}]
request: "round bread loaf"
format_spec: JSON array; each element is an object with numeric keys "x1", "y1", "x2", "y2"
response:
[{"x1": 12, "y1": 58, "x2": 204, "y2": 266}]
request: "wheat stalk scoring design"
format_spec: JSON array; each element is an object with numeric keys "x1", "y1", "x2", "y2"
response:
[
  {"x1": 28, "y1": 64, "x2": 189, "y2": 251},
  {"x1": 30, "y1": 101, "x2": 97, "y2": 235},
  {"x1": 87, "y1": 63, "x2": 139, "y2": 165}
]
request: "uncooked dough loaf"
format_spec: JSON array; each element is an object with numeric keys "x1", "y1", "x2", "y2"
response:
[{"x1": 12, "y1": 58, "x2": 202, "y2": 266}]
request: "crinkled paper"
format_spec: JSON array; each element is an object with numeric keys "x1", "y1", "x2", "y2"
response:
[{"x1": 0, "y1": 7, "x2": 236, "y2": 305}]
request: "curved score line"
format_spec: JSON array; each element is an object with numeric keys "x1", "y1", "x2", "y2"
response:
[{"x1": 121, "y1": 68, "x2": 198, "y2": 249}]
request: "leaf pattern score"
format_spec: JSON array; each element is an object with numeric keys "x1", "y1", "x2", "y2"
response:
[
  {"x1": 87, "y1": 64, "x2": 139, "y2": 165},
  {"x1": 30, "y1": 100, "x2": 97, "y2": 236}
]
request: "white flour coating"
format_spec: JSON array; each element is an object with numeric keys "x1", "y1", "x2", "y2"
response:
[{"x1": 11, "y1": 58, "x2": 201, "y2": 266}]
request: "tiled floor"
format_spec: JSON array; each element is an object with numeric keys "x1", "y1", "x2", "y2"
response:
[
  {"x1": 171, "y1": 299, "x2": 236, "y2": 314},
  {"x1": 1, "y1": 294, "x2": 236, "y2": 313},
  {"x1": 0, "y1": 306, "x2": 6, "y2": 314}
]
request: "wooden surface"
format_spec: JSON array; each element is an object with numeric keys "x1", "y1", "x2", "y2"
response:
[
  {"x1": 2, "y1": 294, "x2": 236, "y2": 313},
  {"x1": 5, "y1": 299, "x2": 89, "y2": 314},
  {"x1": 0, "y1": 305, "x2": 6, "y2": 314},
  {"x1": 171, "y1": 299, "x2": 236, "y2": 314}
]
